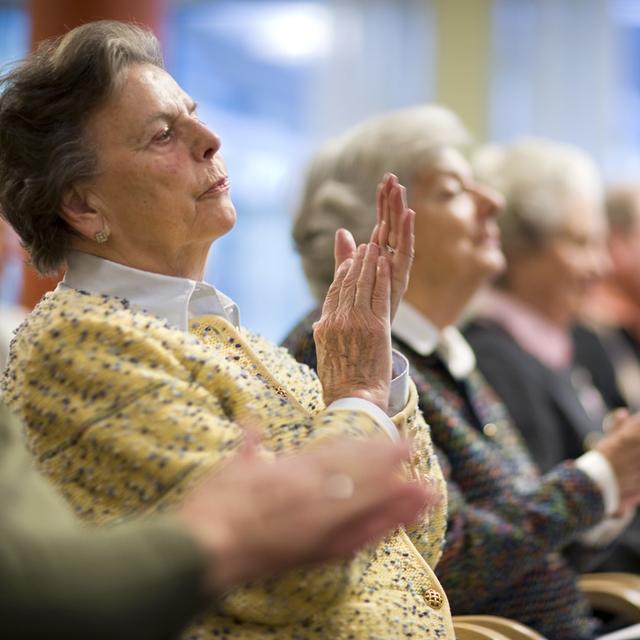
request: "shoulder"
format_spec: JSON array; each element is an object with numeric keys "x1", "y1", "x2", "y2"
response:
[
  {"x1": 14, "y1": 287, "x2": 197, "y2": 345},
  {"x1": 15, "y1": 288, "x2": 163, "y2": 337},
  {"x1": 464, "y1": 319, "x2": 540, "y2": 374},
  {"x1": 3, "y1": 288, "x2": 207, "y2": 392},
  {"x1": 281, "y1": 307, "x2": 322, "y2": 369},
  {"x1": 464, "y1": 319, "x2": 518, "y2": 353},
  {"x1": 572, "y1": 323, "x2": 617, "y2": 369}
]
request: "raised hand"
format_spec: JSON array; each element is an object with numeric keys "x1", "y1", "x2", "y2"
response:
[
  {"x1": 333, "y1": 174, "x2": 415, "y2": 322},
  {"x1": 371, "y1": 173, "x2": 415, "y2": 321},
  {"x1": 314, "y1": 242, "x2": 392, "y2": 411}
]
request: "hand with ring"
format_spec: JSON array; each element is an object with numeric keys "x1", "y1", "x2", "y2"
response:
[
  {"x1": 333, "y1": 173, "x2": 415, "y2": 322},
  {"x1": 314, "y1": 241, "x2": 392, "y2": 410}
]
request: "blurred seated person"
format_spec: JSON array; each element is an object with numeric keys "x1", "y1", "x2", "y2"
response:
[
  {"x1": 465, "y1": 139, "x2": 639, "y2": 574},
  {"x1": 0, "y1": 401, "x2": 430, "y2": 639},
  {"x1": 579, "y1": 184, "x2": 640, "y2": 412},
  {"x1": 0, "y1": 20, "x2": 453, "y2": 640},
  {"x1": 284, "y1": 106, "x2": 640, "y2": 640}
]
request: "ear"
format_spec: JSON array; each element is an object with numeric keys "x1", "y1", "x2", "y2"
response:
[{"x1": 59, "y1": 185, "x2": 108, "y2": 241}]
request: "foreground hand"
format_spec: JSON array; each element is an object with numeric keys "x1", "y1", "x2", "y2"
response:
[
  {"x1": 595, "y1": 411, "x2": 640, "y2": 512},
  {"x1": 335, "y1": 173, "x2": 415, "y2": 322},
  {"x1": 314, "y1": 242, "x2": 392, "y2": 410},
  {"x1": 176, "y1": 435, "x2": 439, "y2": 595}
]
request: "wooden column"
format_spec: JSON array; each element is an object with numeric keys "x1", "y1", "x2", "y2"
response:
[
  {"x1": 433, "y1": 0, "x2": 493, "y2": 142},
  {"x1": 20, "y1": 0, "x2": 167, "y2": 309}
]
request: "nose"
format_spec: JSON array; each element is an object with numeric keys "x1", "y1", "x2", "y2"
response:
[
  {"x1": 192, "y1": 120, "x2": 221, "y2": 162},
  {"x1": 472, "y1": 183, "x2": 504, "y2": 220}
]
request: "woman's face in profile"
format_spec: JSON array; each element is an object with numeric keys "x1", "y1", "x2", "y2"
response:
[
  {"x1": 80, "y1": 63, "x2": 236, "y2": 266},
  {"x1": 409, "y1": 147, "x2": 505, "y2": 290},
  {"x1": 514, "y1": 195, "x2": 609, "y2": 325}
]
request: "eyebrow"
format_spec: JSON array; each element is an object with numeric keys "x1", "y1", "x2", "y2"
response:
[{"x1": 141, "y1": 99, "x2": 199, "y2": 130}]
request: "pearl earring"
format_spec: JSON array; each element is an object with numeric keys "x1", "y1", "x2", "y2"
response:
[{"x1": 95, "y1": 229, "x2": 109, "y2": 244}]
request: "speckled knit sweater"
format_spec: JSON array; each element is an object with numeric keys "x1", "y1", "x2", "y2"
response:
[{"x1": 2, "y1": 287, "x2": 453, "y2": 640}]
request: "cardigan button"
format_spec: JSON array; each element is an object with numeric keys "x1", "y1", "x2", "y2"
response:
[
  {"x1": 422, "y1": 587, "x2": 444, "y2": 609},
  {"x1": 482, "y1": 422, "x2": 498, "y2": 437}
]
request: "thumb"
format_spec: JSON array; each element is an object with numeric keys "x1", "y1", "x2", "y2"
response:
[{"x1": 334, "y1": 228, "x2": 356, "y2": 274}]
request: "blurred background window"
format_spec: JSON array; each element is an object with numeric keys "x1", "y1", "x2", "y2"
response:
[
  {"x1": 609, "y1": 0, "x2": 640, "y2": 177},
  {"x1": 489, "y1": 0, "x2": 640, "y2": 180},
  {"x1": 0, "y1": 2, "x2": 27, "y2": 68},
  {"x1": 166, "y1": 0, "x2": 434, "y2": 341}
]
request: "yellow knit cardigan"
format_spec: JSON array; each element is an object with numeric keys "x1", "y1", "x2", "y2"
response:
[{"x1": 2, "y1": 287, "x2": 453, "y2": 639}]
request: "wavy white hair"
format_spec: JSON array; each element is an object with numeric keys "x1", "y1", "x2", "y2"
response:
[
  {"x1": 472, "y1": 138, "x2": 604, "y2": 255},
  {"x1": 293, "y1": 105, "x2": 470, "y2": 301}
]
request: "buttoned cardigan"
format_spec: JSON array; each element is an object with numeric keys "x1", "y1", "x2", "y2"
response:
[{"x1": 2, "y1": 287, "x2": 453, "y2": 640}]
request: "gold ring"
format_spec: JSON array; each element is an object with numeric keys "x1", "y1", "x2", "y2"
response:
[{"x1": 385, "y1": 244, "x2": 396, "y2": 254}]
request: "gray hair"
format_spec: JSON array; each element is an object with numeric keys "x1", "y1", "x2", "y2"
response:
[
  {"x1": 0, "y1": 20, "x2": 163, "y2": 273},
  {"x1": 293, "y1": 105, "x2": 470, "y2": 301},
  {"x1": 472, "y1": 138, "x2": 604, "y2": 255}
]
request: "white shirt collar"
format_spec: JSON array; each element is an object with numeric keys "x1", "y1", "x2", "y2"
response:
[
  {"x1": 60, "y1": 251, "x2": 240, "y2": 332},
  {"x1": 392, "y1": 299, "x2": 476, "y2": 379},
  {"x1": 392, "y1": 300, "x2": 440, "y2": 355}
]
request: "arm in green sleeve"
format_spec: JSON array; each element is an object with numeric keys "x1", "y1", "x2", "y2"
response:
[{"x1": 0, "y1": 404, "x2": 208, "y2": 640}]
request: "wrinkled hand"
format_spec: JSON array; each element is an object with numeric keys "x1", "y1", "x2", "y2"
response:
[
  {"x1": 314, "y1": 242, "x2": 392, "y2": 410},
  {"x1": 595, "y1": 411, "x2": 640, "y2": 512},
  {"x1": 176, "y1": 434, "x2": 439, "y2": 595},
  {"x1": 334, "y1": 173, "x2": 415, "y2": 322}
]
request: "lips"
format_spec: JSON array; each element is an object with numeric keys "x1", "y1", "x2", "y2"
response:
[{"x1": 199, "y1": 176, "x2": 230, "y2": 199}]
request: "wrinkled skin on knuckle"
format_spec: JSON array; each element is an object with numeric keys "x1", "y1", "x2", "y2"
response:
[
  {"x1": 371, "y1": 289, "x2": 388, "y2": 308},
  {"x1": 313, "y1": 321, "x2": 326, "y2": 344},
  {"x1": 316, "y1": 317, "x2": 390, "y2": 404}
]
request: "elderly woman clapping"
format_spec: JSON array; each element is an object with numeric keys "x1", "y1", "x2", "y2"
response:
[
  {"x1": 285, "y1": 107, "x2": 640, "y2": 640},
  {"x1": 0, "y1": 21, "x2": 453, "y2": 640}
]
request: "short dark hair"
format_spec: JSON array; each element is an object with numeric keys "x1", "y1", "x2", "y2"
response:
[{"x1": 0, "y1": 20, "x2": 163, "y2": 273}]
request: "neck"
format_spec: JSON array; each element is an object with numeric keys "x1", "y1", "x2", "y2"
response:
[
  {"x1": 502, "y1": 285, "x2": 570, "y2": 330},
  {"x1": 71, "y1": 238, "x2": 210, "y2": 281},
  {"x1": 404, "y1": 276, "x2": 475, "y2": 330}
]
